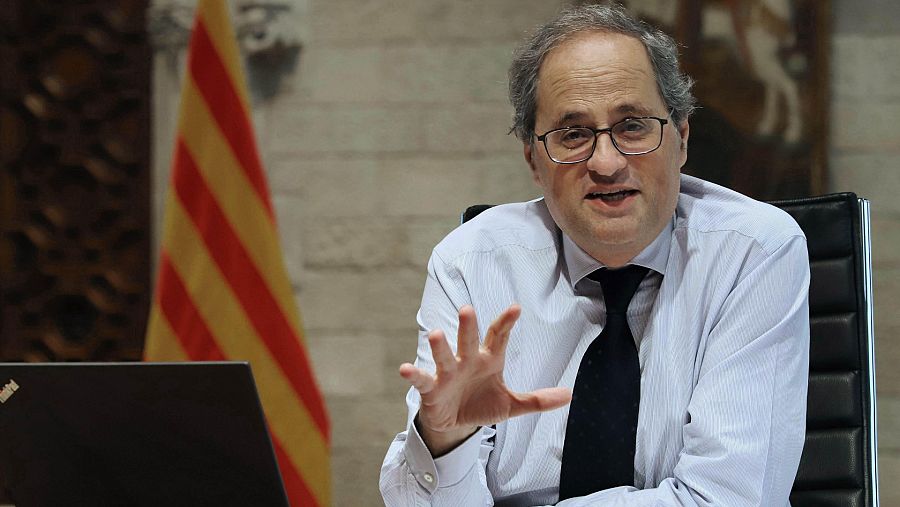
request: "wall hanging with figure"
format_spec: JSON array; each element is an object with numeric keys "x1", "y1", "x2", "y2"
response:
[{"x1": 586, "y1": 0, "x2": 829, "y2": 199}]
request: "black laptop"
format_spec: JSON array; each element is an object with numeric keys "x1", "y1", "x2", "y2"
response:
[{"x1": 0, "y1": 362, "x2": 289, "y2": 507}]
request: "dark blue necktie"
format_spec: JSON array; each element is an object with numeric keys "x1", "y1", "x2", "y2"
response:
[{"x1": 558, "y1": 265, "x2": 649, "y2": 500}]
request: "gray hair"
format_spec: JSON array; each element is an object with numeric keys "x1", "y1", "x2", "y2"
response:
[{"x1": 508, "y1": 3, "x2": 696, "y2": 142}]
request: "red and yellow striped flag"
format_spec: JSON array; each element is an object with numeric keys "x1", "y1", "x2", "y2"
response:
[{"x1": 144, "y1": 1, "x2": 330, "y2": 505}]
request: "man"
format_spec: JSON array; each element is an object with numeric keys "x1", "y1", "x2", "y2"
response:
[{"x1": 380, "y1": 4, "x2": 809, "y2": 506}]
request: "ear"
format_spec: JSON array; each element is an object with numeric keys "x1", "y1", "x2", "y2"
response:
[
  {"x1": 676, "y1": 120, "x2": 690, "y2": 167},
  {"x1": 524, "y1": 142, "x2": 542, "y2": 186}
]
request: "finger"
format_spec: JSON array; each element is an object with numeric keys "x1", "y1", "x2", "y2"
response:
[
  {"x1": 427, "y1": 329, "x2": 457, "y2": 375},
  {"x1": 398, "y1": 363, "x2": 437, "y2": 395},
  {"x1": 483, "y1": 304, "x2": 521, "y2": 355},
  {"x1": 508, "y1": 387, "x2": 572, "y2": 418},
  {"x1": 456, "y1": 305, "x2": 480, "y2": 359}
]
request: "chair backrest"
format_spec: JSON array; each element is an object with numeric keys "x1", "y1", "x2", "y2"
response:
[
  {"x1": 461, "y1": 193, "x2": 879, "y2": 506},
  {"x1": 773, "y1": 194, "x2": 879, "y2": 507}
]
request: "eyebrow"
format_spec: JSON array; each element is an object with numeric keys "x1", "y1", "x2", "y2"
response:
[
  {"x1": 555, "y1": 111, "x2": 591, "y2": 127},
  {"x1": 613, "y1": 103, "x2": 655, "y2": 117}
]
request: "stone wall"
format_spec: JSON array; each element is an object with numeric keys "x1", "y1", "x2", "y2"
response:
[
  {"x1": 830, "y1": 0, "x2": 900, "y2": 504},
  {"x1": 152, "y1": 0, "x2": 900, "y2": 504}
]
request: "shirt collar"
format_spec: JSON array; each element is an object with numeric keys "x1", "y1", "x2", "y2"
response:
[{"x1": 563, "y1": 216, "x2": 673, "y2": 287}]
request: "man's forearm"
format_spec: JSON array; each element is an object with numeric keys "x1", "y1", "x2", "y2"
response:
[
  {"x1": 415, "y1": 414, "x2": 479, "y2": 457},
  {"x1": 380, "y1": 419, "x2": 495, "y2": 506}
]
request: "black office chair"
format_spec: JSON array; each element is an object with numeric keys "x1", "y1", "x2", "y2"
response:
[
  {"x1": 774, "y1": 193, "x2": 879, "y2": 507},
  {"x1": 461, "y1": 193, "x2": 880, "y2": 506}
]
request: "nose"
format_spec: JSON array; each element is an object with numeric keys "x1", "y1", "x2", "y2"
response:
[{"x1": 585, "y1": 132, "x2": 627, "y2": 176}]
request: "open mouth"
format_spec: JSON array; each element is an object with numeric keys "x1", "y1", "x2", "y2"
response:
[{"x1": 586, "y1": 190, "x2": 638, "y2": 202}]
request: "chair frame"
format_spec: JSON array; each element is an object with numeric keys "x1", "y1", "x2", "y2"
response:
[{"x1": 859, "y1": 198, "x2": 880, "y2": 506}]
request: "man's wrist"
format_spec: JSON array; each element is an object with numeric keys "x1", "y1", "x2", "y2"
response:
[{"x1": 415, "y1": 414, "x2": 479, "y2": 457}]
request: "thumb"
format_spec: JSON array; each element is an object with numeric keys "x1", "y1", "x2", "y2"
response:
[{"x1": 508, "y1": 387, "x2": 572, "y2": 418}]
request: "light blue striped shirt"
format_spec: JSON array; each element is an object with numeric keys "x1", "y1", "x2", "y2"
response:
[{"x1": 381, "y1": 175, "x2": 810, "y2": 506}]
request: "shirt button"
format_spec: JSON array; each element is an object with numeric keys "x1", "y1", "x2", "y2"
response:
[{"x1": 423, "y1": 472, "x2": 434, "y2": 484}]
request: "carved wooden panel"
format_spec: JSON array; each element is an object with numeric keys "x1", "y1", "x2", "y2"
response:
[{"x1": 0, "y1": 0, "x2": 151, "y2": 361}]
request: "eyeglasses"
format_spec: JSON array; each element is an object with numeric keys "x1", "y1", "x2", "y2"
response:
[{"x1": 535, "y1": 113, "x2": 671, "y2": 164}]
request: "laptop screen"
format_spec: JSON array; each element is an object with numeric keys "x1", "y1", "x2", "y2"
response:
[{"x1": 0, "y1": 362, "x2": 289, "y2": 507}]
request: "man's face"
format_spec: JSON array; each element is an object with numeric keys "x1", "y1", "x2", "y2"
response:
[{"x1": 524, "y1": 31, "x2": 689, "y2": 267}]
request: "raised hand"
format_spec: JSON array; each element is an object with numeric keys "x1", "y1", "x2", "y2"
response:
[{"x1": 399, "y1": 304, "x2": 572, "y2": 456}]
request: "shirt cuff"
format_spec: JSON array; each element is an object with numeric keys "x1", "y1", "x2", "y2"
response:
[{"x1": 403, "y1": 420, "x2": 483, "y2": 492}]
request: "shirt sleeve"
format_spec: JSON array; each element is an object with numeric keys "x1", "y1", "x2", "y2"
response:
[
  {"x1": 380, "y1": 251, "x2": 497, "y2": 506},
  {"x1": 547, "y1": 234, "x2": 811, "y2": 507}
]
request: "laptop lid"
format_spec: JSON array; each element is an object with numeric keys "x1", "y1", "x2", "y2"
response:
[{"x1": 0, "y1": 362, "x2": 289, "y2": 507}]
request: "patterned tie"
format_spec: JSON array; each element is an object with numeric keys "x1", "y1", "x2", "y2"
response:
[{"x1": 558, "y1": 265, "x2": 649, "y2": 500}]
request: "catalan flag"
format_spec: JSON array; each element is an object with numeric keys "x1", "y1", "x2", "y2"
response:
[{"x1": 143, "y1": 1, "x2": 330, "y2": 505}]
